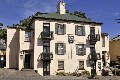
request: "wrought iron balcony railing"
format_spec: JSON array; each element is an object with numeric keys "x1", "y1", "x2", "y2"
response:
[
  {"x1": 40, "y1": 52, "x2": 53, "y2": 61},
  {"x1": 41, "y1": 31, "x2": 53, "y2": 40},
  {"x1": 88, "y1": 34, "x2": 100, "y2": 42},
  {"x1": 88, "y1": 53, "x2": 101, "y2": 61}
]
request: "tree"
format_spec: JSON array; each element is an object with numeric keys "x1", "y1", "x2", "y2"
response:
[
  {"x1": 0, "y1": 22, "x2": 3, "y2": 26},
  {"x1": 74, "y1": 11, "x2": 87, "y2": 19},
  {"x1": 0, "y1": 29, "x2": 7, "y2": 40},
  {"x1": 20, "y1": 15, "x2": 33, "y2": 27}
]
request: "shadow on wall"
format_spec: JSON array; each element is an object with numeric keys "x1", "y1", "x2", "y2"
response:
[
  {"x1": 37, "y1": 38, "x2": 43, "y2": 46},
  {"x1": 37, "y1": 58, "x2": 43, "y2": 68},
  {"x1": 8, "y1": 29, "x2": 19, "y2": 69}
]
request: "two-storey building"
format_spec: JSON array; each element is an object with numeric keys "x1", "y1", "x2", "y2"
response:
[{"x1": 6, "y1": 1, "x2": 110, "y2": 76}]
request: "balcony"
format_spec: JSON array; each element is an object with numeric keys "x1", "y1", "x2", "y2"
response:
[
  {"x1": 88, "y1": 34, "x2": 100, "y2": 43},
  {"x1": 41, "y1": 31, "x2": 53, "y2": 40},
  {"x1": 40, "y1": 52, "x2": 53, "y2": 61},
  {"x1": 88, "y1": 53, "x2": 101, "y2": 61}
]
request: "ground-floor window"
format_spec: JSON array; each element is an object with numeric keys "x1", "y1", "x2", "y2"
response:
[
  {"x1": 58, "y1": 61, "x2": 64, "y2": 70},
  {"x1": 79, "y1": 61, "x2": 84, "y2": 70}
]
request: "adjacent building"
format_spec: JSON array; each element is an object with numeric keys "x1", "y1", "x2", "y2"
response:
[
  {"x1": 109, "y1": 35, "x2": 120, "y2": 66},
  {"x1": 6, "y1": 1, "x2": 110, "y2": 76}
]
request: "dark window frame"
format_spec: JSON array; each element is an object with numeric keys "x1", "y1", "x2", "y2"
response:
[
  {"x1": 78, "y1": 61, "x2": 84, "y2": 70},
  {"x1": 76, "y1": 44, "x2": 86, "y2": 55},
  {"x1": 75, "y1": 25, "x2": 85, "y2": 36},
  {"x1": 24, "y1": 31, "x2": 31, "y2": 42},
  {"x1": 57, "y1": 43, "x2": 64, "y2": 55},
  {"x1": 58, "y1": 61, "x2": 64, "y2": 70},
  {"x1": 57, "y1": 24, "x2": 64, "y2": 35}
]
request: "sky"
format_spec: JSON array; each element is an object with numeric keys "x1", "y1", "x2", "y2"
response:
[{"x1": 0, "y1": 0, "x2": 120, "y2": 39}]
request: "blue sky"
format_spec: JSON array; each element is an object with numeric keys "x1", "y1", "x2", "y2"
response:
[{"x1": 0, "y1": 0, "x2": 120, "y2": 38}]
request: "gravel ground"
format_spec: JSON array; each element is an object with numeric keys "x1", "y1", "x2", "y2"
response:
[{"x1": 0, "y1": 69, "x2": 120, "y2": 80}]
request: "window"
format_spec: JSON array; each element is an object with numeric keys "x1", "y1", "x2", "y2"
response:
[
  {"x1": 55, "y1": 23, "x2": 66, "y2": 35},
  {"x1": 25, "y1": 31, "x2": 31, "y2": 41},
  {"x1": 75, "y1": 25, "x2": 85, "y2": 36},
  {"x1": 43, "y1": 41, "x2": 50, "y2": 53},
  {"x1": 55, "y1": 43, "x2": 66, "y2": 55},
  {"x1": 79, "y1": 61, "x2": 84, "y2": 70},
  {"x1": 76, "y1": 44, "x2": 86, "y2": 55},
  {"x1": 58, "y1": 61, "x2": 64, "y2": 70},
  {"x1": 102, "y1": 36, "x2": 105, "y2": 47}
]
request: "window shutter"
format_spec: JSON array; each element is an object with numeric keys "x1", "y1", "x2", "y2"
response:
[
  {"x1": 63, "y1": 43, "x2": 66, "y2": 54},
  {"x1": 84, "y1": 44, "x2": 86, "y2": 55},
  {"x1": 55, "y1": 23, "x2": 58, "y2": 34},
  {"x1": 83, "y1": 26, "x2": 85, "y2": 36},
  {"x1": 64, "y1": 24, "x2": 66, "y2": 34},
  {"x1": 55, "y1": 43, "x2": 58, "y2": 54},
  {"x1": 75, "y1": 25, "x2": 78, "y2": 35},
  {"x1": 76, "y1": 45, "x2": 78, "y2": 55}
]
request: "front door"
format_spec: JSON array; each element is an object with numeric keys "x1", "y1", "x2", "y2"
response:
[
  {"x1": 43, "y1": 61, "x2": 50, "y2": 76},
  {"x1": 0, "y1": 55, "x2": 5, "y2": 68},
  {"x1": 24, "y1": 54, "x2": 31, "y2": 69}
]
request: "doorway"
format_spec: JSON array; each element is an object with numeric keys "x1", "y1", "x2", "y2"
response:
[
  {"x1": 43, "y1": 61, "x2": 50, "y2": 76},
  {"x1": 24, "y1": 54, "x2": 31, "y2": 69}
]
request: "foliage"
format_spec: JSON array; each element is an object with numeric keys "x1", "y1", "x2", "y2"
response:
[
  {"x1": 20, "y1": 15, "x2": 34, "y2": 27},
  {"x1": 66, "y1": 10, "x2": 88, "y2": 19},
  {"x1": 73, "y1": 11, "x2": 87, "y2": 19},
  {"x1": 81, "y1": 70, "x2": 90, "y2": 77},
  {"x1": 0, "y1": 29, "x2": 7, "y2": 40},
  {"x1": 66, "y1": 10, "x2": 70, "y2": 13},
  {"x1": 0, "y1": 23, "x2": 3, "y2": 26},
  {"x1": 56, "y1": 72, "x2": 66, "y2": 76},
  {"x1": 101, "y1": 69, "x2": 109, "y2": 76}
]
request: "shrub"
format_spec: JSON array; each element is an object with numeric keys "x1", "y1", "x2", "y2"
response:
[
  {"x1": 56, "y1": 72, "x2": 66, "y2": 76},
  {"x1": 81, "y1": 70, "x2": 90, "y2": 77},
  {"x1": 101, "y1": 69, "x2": 109, "y2": 76}
]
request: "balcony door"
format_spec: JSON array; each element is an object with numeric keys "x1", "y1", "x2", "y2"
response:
[
  {"x1": 43, "y1": 23, "x2": 50, "y2": 37},
  {"x1": 43, "y1": 61, "x2": 50, "y2": 76},
  {"x1": 90, "y1": 27, "x2": 95, "y2": 35},
  {"x1": 43, "y1": 41, "x2": 50, "y2": 76}
]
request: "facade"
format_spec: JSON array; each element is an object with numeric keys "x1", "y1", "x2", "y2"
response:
[
  {"x1": 6, "y1": 1, "x2": 110, "y2": 76},
  {"x1": 109, "y1": 35, "x2": 120, "y2": 66}
]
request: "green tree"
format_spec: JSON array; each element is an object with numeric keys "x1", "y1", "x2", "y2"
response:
[
  {"x1": 0, "y1": 29, "x2": 7, "y2": 40},
  {"x1": 0, "y1": 22, "x2": 3, "y2": 26},
  {"x1": 74, "y1": 11, "x2": 87, "y2": 19}
]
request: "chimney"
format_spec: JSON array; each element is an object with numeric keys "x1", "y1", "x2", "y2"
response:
[{"x1": 57, "y1": 1, "x2": 66, "y2": 14}]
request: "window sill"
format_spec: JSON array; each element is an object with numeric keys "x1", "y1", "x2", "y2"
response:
[
  {"x1": 57, "y1": 54, "x2": 65, "y2": 55},
  {"x1": 24, "y1": 41, "x2": 31, "y2": 42},
  {"x1": 57, "y1": 34, "x2": 65, "y2": 35},
  {"x1": 77, "y1": 54, "x2": 86, "y2": 56},
  {"x1": 76, "y1": 35, "x2": 85, "y2": 36},
  {"x1": 78, "y1": 68, "x2": 85, "y2": 70},
  {"x1": 57, "y1": 69, "x2": 64, "y2": 71}
]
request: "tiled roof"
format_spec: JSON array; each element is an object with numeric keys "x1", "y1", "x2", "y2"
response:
[
  {"x1": 110, "y1": 34, "x2": 120, "y2": 41},
  {"x1": 33, "y1": 12, "x2": 102, "y2": 24}
]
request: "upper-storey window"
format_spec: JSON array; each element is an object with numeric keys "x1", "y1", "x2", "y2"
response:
[
  {"x1": 55, "y1": 43, "x2": 66, "y2": 55},
  {"x1": 90, "y1": 27, "x2": 95, "y2": 35},
  {"x1": 55, "y1": 23, "x2": 66, "y2": 35},
  {"x1": 25, "y1": 31, "x2": 31, "y2": 42},
  {"x1": 76, "y1": 44, "x2": 86, "y2": 55},
  {"x1": 102, "y1": 36, "x2": 105, "y2": 47},
  {"x1": 75, "y1": 25, "x2": 85, "y2": 36}
]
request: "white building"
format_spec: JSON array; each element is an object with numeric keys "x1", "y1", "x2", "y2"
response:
[{"x1": 6, "y1": 1, "x2": 110, "y2": 76}]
